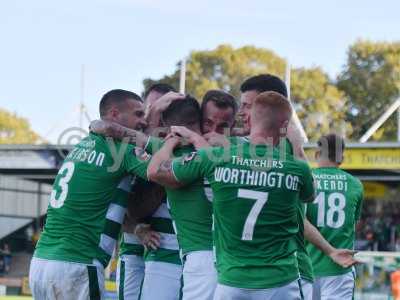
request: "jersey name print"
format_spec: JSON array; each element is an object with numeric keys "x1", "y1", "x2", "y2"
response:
[
  {"x1": 172, "y1": 141, "x2": 315, "y2": 289},
  {"x1": 306, "y1": 167, "x2": 364, "y2": 277}
]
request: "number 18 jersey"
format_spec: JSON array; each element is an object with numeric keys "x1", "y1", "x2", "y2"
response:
[{"x1": 306, "y1": 167, "x2": 364, "y2": 277}]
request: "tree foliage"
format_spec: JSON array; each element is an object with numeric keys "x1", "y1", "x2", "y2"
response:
[
  {"x1": 144, "y1": 44, "x2": 350, "y2": 140},
  {"x1": 291, "y1": 67, "x2": 350, "y2": 141},
  {"x1": 337, "y1": 40, "x2": 400, "y2": 141},
  {"x1": 0, "y1": 108, "x2": 40, "y2": 144}
]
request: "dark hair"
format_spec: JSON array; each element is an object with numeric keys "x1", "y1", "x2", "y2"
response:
[
  {"x1": 317, "y1": 134, "x2": 346, "y2": 164},
  {"x1": 161, "y1": 95, "x2": 201, "y2": 127},
  {"x1": 144, "y1": 83, "x2": 177, "y2": 100},
  {"x1": 201, "y1": 90, "x2": 238, "y2": 115},
  {"x1": 99, "y1": 89, "x2": 142, "y2": 117},
  {"x1": 240, "y1": 74, "x2": 288, "y2": 97}
]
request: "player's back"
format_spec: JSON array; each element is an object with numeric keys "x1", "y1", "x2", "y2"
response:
[
  {"x1": 208, "y1": 141, "x2": 314, "y2": 289},
  {"x1": 306, "y1": 167, "x2": 363, "y2": 276},
  {"x1": 35, "y1": 133, "x2": 141, "y2": 267}
]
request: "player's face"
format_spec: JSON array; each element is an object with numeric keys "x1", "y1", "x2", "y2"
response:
[
  {"x1": 202, "y1": 101, "x2": 235, "y2": 135},
  {"x1": 238, "y1": 90, "x2": 259, "y2": 133},
  {"x1": 145, "y1": 90, "x2": 163, "y2": 108},
  {"x1": 118, "y1": 99, "x2": 147, "y2": 131}
]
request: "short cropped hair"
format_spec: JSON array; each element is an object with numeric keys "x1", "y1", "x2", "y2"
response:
[
  {"x1": 240, "y1": 74, "x2": 288, "y2": 97},
  {"x1": 252, "y1": 91, "x2": 292, "y2": 129},
  {"x1": 99, "y1": 89, "x2": 142, "y2": 117},
  {"x1": 201, "y1": 90, "x2": 238, "y2": 115},
  {"x1": 161, "y1": 95, "x2": 201, "y2": 127},
  {"x1": 317, "y1": 134, "x2": 346, "y2": 164},
  {"x1": 144, "y1": 83, "x2": 176, "y2": 100}
]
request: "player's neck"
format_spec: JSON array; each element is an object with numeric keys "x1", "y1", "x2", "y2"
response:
[
  {"x1": 318, "y1": 160, "x2": 339, "y2": 168},
  {"x1": 249, "y1": 130, "x2": 280, "y2": 146}
]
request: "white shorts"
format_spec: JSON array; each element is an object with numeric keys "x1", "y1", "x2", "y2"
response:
[
  {"x1": 182, "y1": 250, "x2": 218, "y2": 300},
  {"x1": 29, "y1": 257, "x2": 105, "y2": 300},
  {"x1": 300, "y1": 278, "x2": 313, "y2": 300},
  {"x1": 140, "y1": 261, "x2": 182, "y2": 300},
  {"x1": 116, "y1": 255, "x2": 145, "y2": 300},
  {"x1": 213, "y1": 279, "x2": 302, "y2": 300},
  {"x1": 312, "y1": 271, "x2": 355, "y2": 300}
]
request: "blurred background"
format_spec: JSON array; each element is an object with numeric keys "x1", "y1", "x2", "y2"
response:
[{"x1": 1, "y1": 0, "x2": 400, "y2": 299}]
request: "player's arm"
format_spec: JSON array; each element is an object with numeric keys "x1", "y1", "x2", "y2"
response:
[
  {"x1": 148, "y1": 136, "x2": 213, "y2": 189},
  {"x1": 287, "y1": 119, "x2": 308, "y2": 160},
  {"x1": 147, "y1": 136, "x2": 183, "y2": 188},
  {"x1": 299, "y1": 162, "x2": 316, "y2": 203},
  {"x1": 304, "y1": 218, "x2": 359, "y2": 268},
  {"x1": 90, "y1": 120, "x2": 149, "y2": 149},
  {"x1": 170, "y1": 126, "x2": 210, "y2": 149},
  {"x1": 145, "y1": 92, "x2": 185, "y2": 134}
]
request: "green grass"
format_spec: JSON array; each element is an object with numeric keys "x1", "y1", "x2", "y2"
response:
[{"x1": 0, "y1": 297, "x2": 32, "y2": 300}]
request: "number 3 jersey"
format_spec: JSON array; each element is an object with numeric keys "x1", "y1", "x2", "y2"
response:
[
  {"x1": 34, "y1": 133, "x2": 149, "y2": 267},
  {"x1": 172, "y1": 141, "x2": 315, "y2": 289},
  {"x1": 306, "y1": 167, "x2": 364, "y2": 277}
]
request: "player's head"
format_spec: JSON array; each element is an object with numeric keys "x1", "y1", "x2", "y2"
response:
[
  {"x1": 316, "y1": 134, "x2": 345, "y2": 166},
  {"x1": 239, "y1": 74, "x2": 287, "y2": 133},
  {"x1": 201, "y1": 90, "x2": 237, "y2": 135},
  {"x1": 161, "y1": 95, "x2": 201, "y2": 133},
  {"x1": 250, "y1": 91, "x2": 292, "y2": 139},
  {"x1": 144, "y1": 83, "x2": 176, "y2": 107},
  {"x1": 99, "y1": 89, "x2": 146, "y2": 131}
]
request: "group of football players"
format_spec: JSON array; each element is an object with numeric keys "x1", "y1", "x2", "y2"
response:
[{"x1": 28, "y1": 74, "x2": 363, "y2": 300}]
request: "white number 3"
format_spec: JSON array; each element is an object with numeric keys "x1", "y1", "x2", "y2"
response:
[{"x1": 50, "y1": 162, "x2": 75, "y2": 208}]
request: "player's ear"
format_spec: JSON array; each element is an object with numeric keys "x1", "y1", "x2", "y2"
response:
[
  {"x1": 315, "y1": 149, "x2": 320, "y2": 161},
  {"x1": 109, "y1": 106, "x2": 120, "y2": 120},
  {"x1": 247, "y1": 114, "x2": 252, "y2": 129}
]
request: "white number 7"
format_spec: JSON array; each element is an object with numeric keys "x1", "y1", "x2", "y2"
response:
[{"x1": 238, "y1": 189, "x2": 269, "y2": 241}]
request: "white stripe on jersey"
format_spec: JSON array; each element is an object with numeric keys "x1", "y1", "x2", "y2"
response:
[
  {"x1": 158, "y1": 232, "x2": 180, "y2": 250},
  {"x1": 99, "y1": 233, "x2": 116, "y2": 256},
  {"x1": 106, "y1": 203, "x2": 126, "y2": 224},
  {"x1": 152, "y1": 203, "x2": 172, "y2": 219},
  {"x1": 203, "y1": 178, "x2": 213, "y2": 202},
  {"x1": 118, "y1": 175, "x2": 134, "y2": 192},
  {"x1": 124, "y1": 233, "x2": 142, "y2": 245}
]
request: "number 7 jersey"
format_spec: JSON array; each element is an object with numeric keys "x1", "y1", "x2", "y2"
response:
[
  {"x1": 306, "y1": 167, "x2": 364, "y2": 277},
  {"x1": 172, "y1": 142, "x2": 315, "y2": 289}
]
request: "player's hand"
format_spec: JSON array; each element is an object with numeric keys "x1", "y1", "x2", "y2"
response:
[
  {"x1": 89, "y1": 120, "x2": 112, "y2": 135},
  {"x1": 150, "y1": 92, "x2": 185, "y2": 113},
  {"x1": 203, "y1": 132, "x2": 230, "y2": 148},
  {"x1": 231, "y1": 127, "x2": 249, "y2": 137},
  {"x1": 329, "y1": 249, "x2": 361, "y2": 268},
  {"x1": 171, "y1": 126, "x2": 209, "y2": 149},
  {"x1": 164, "y1": 133, "x2": 182, "y2": 149},
  {"x1": 134, "y1": 224, "x2": 160, "y2": 251}
]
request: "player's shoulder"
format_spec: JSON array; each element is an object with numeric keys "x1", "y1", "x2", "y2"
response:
[{"x1": 341, "y1": 169, "x2": 363, "y2": 188}]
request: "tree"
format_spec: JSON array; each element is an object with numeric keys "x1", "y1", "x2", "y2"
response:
[
  {"x1": 337, "y1": 40, "x2": 400, "y2": 141},
  {"x1": 291, "y1": 67, "x2": 351, "y2": 141},
  {"x1": 143, "y1": 44, "x2": 286, "y2": 100},
  {"x1": 0, "y1": 108, "x2": 40, "y2": 144},
  {"x1": 143, "y1": 44, "x2": 350, "y2": 140}
]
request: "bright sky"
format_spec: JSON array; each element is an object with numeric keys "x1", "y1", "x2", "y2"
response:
[{"x1": 0, "y1": 0, "x2": 399, "y2": 143}]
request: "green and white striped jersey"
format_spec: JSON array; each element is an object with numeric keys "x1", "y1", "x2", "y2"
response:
[{"x1": 144, "y1": 199, "x2": 181, "y2": 265}]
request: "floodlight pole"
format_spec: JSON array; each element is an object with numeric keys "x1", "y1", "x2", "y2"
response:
[
  {"x1": 397, "y1": 108, "x2": 400, "y2": 141},
  {"x1": 79, "y1": 64, "x2": 85, "y2": 130},
  {"x1": 359, "y1": 97, "x2": 400, "y2": 143},
  {"x1": 285, "y1": 60, "x2": 308, "y2": 143},
  {"x1": 179, "y1": 58, "x2": 186, "y2": 94}
]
